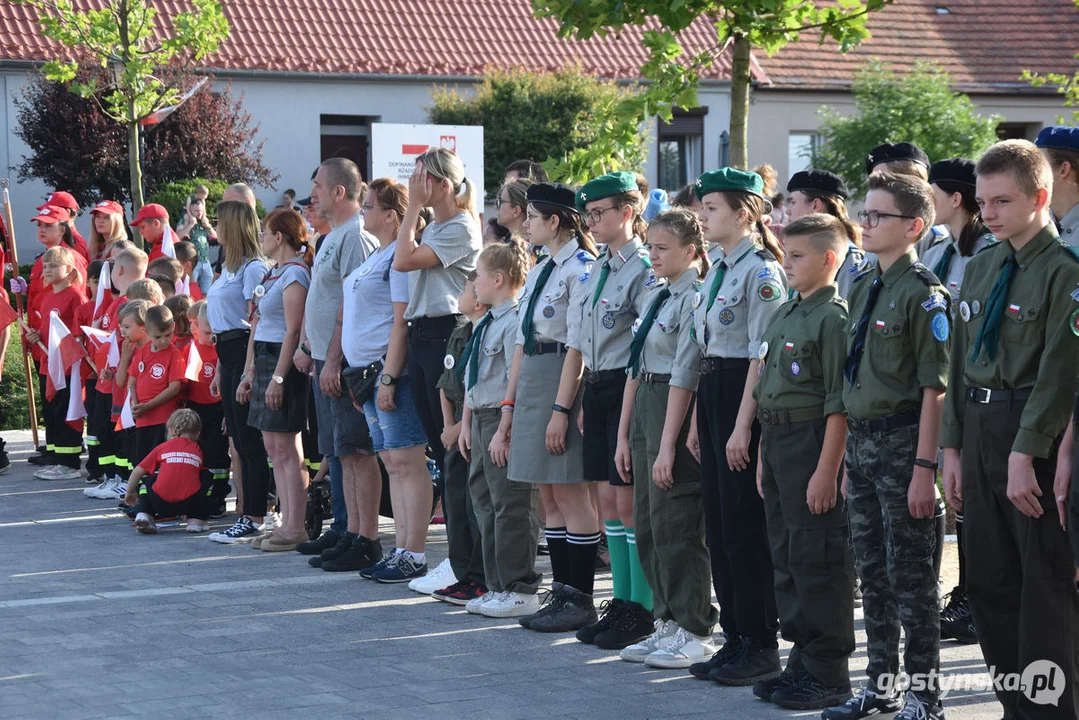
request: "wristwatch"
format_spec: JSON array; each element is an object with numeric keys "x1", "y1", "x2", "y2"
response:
[
  {"x1": 380, "y1": 373, "x2": 397, "y2": 386},
  {"x1": 272, "y1": 374, "x2": 285, "y2": 385}
]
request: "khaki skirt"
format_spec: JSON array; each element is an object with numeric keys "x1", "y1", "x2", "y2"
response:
[{"x1": 508, "y1": 351, "x2": 586, "y2": 485}]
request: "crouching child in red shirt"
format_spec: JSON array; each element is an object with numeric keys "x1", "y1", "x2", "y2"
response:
[{"x1": 125, "y1": 408, "x2": 209, "y2": 534}]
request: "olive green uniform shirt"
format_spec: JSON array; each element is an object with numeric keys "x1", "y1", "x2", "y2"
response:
[
  {"x1": 636, "y1": 268, "x2": 703, "y2": 392},
  {"x1": 940, "y1": 225, "x2": 1079, "y2": 457},
  {"x1": 437, "y1": 321, "x2": 473, "y2": 418},
  {"x1": 754, "y1": 284, "x2": 848, "y2": 416},
  {"x1": 842, "y1": 250, "x2": 951, "y2": 421},
  {"x1": 579, "y1": 237, "x2": 655, "y2": 371}
]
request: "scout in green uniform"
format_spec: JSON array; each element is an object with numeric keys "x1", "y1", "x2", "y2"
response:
[
  {"x1": 612, "y1": 209, "x2": 718, "y2": 667},
  {"x1": 1036, "y1": 126, "x2": 1079, "y2": 246},
  {"x1": 825, "y1": 172, "x2": 948, "y2": 720},
  {"x1": 941, "y1": 140, "x2": 1079, "y2": 720},
  {"x1": 866, "y1": 142, "x2": 947, "y2": 261},
  {"x1": 924, "y1": 158, "x2": 996, "y2": 646},
  {"x1": 574, "y1": 171, "x2": 658, "y2": 648},
  {"x1": 685, "y1": 168, "x2": 788, "y2": 687},
  {"x1": 784, "y1": 170, "x2": 866, "y2": 300},
  {"x1": 751, "y1": 214, "x2": 855, "y2": 710}
]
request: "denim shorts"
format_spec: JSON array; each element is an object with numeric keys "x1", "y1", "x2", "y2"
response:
[{"x1": 362, "y1": 375, "x2": 428, "y2": 453}]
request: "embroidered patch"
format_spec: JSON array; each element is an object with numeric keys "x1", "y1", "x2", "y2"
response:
[
  {"x1": 1072, "y1": 309, "x2": 1079, "y2": 337},
  {"x1": 784, "y1": 341, "x2": 794, "y2": 352},
  {"x1": 631, "y1": 317, "x2": 643, "y2": 334},
  {"x1": 576, "y1": 250, "x2": 592, "y2": 263},
  {"x1": 150, "y1": 364, "x2": 165, "y2": 380},
  {"x1": 932, "y1": 313, "x2": 949, "y2": 343},
  {"x1": 874, "y1": 320, "x2": 886, "y2": 330},
  {"x1": 644, "y1": 270, "x2": 657, "y2": 288},
  {"x1": 959, "y1": 301, "x2": 971, "y2": 322},
  {"x1": 1007, "y1": 304, "x2": 1021, "y2": 317},
  {"x1": 757, "y1": 283, "x2": 780, "y2": 302},
  {"x1": 443, "y1": 355, "x2": 455, "y2": 370},
  {"x1": 756, "y1": 267, "x2": 776, "y2": 281},
  {"x1": 1071, "y1": 288, "x2": 1079, "y2": 302},
  {"x1": 789, "y1": 361, "x2": 801, "y2": 376},
  {"x1": 922, "y1": 293, "x2": 947, "y2": 313},
  {"x1": 542, "y1": 305, "x2": 555, "y2": 319},
  {"x1": 718, "y1": 309, "x2": 735, "y2": 325},
  {"x1": 602, "y1": 313, "x2": 616, "y2": 329},
  {"x1": 579, "y1": 272, "x2": 590, "y2": 284}
]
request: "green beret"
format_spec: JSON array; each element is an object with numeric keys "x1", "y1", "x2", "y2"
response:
[
  {"x1": 576, "y1": 171, "x2": 638, "y2": 212},
  {"x1": 694, "y1": 168, "x2": 764, "y2": 200}
]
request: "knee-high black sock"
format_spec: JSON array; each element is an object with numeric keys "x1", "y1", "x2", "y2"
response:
[
  {"x1": 566, "y1": 531, "x2": 602, "y2": 596},
  {"x1": 955, "y1": 515, "x2": 965, "y2": 593},
  {"x1": 546, "y1": 526, "x2": 568, "y2": 585}
]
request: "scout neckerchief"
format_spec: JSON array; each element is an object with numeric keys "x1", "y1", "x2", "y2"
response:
[
  {"x1": 970, "y1": 252, "x2": 1018, "y2": 362},
  {"x1": 626, "y1": 287, "x2": 671, "y2": 377},
  {"x1": 460, "y1": 311, "x2": 494, "y2": 389},
  {"x1": 521, "y1": 258, "x2": 557, "y2": 354},
  {"x1": 931, "y1": 242, "x2": 956, "y2": 283},
  {"x1": 706, "y1": 246, "x2": 754, "y2": 312},
  {"x1": 843, "y1": 276, "x2": 883, "y2": 386}
]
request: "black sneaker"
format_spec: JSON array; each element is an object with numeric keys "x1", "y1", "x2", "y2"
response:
[
  {"x1": 323, "y1": 535, "x2": 381, "y2": 572},
  {"x1": 576, "y1": 598, "x2": 626, "y2": 644},
  {"x1": 84, "y1": 470, "x2": 103, "y2": 484},
  {"x1": 753, "y1": 668, "x2": 804, "y2": 702},
  {"x1": 28, "y1": 453, "x2": 55, "y2": 466},
  {"x1": 895, "y1": 692, "x2": 944, "y2": 720},
  {"x1": 309, "y1": 532, "x2": 353, "y2": 568},
  {"x1": 709, "y1": 637, "x2": 781, "y2": 686},
  {"x1": 208, "y1": 516, "x2": 260, "y2": 544},
  {"x1": 528, "y1": 584, "x2": 598, "y2": 633},
  {"x1": 594, "y1": 600, "x2": 655, "y2": 650},
  {"x1": 209, "y1": 504, "x2": 228, "y2": 519},
  {"x1": 296, "y1": 529, "x2": 341, "y2": 556},
  {"x1": 939, "y1": 588, "x2": 978, "y2": 644},
  {"x1": 689, "y1": 633, "x2": 744, "y2": 680},
  {"x1": 519, "y1": 585, "x2": 565, "y2": 629},
  {"x1": 0, "y1": 452, "x2": 11, "y2": 474},
  {"x1": 771, "y1": 672, "x2": 852, "y2": 710},
  {"x1": 820, "y1": 688, "x2": 903, "y2": 720}
]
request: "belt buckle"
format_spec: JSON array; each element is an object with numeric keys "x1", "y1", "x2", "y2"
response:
[
  {"x1": 974, "y1": 388, "x2": 991, "y2": 404},
  {"x1": 760, "y1": 410, "x2": 772, "y2": 425}
]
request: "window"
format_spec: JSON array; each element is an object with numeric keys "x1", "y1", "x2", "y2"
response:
[
  {"x1": 657, "y1": 109, "x2": 706, "y2": 192},
  {"x1": 788, "y1": 132, "x2": 823, "y2": 176},
  {"x1": 996, "y1": 123, "x2": 1032, "y2": 141}
]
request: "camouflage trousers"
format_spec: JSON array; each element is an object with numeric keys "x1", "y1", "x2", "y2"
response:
[{"x1": 845, "y1": 423, "x2": 940, "y2": 703}]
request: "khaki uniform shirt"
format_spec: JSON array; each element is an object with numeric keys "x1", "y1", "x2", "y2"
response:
[
  {"x1": 464, "y1": 298, "x2": 519, "y2": 410},
  {"x1": 579, "y1": 238, "x2": 656, "y2": 371},
  {"x1": 637, "y1": 268, "x2": 703, "y2": 392},
  {"x1": 754, "y1": 284, "x2": 848, "y2": 416},
  {"x1": 1057, "y1": 204, "x2": 1079, "y2": 247},
  {"x1": 940, "y1": 225, "x2": 1079, "y2": 457},
  {"x1": 842, "y1": 250, "x2": 951, "y2": 421},
  {"x1": 836, "y1": 242, "x2": 869, "y2": 300},
  {"x1": 693, "y1": 236, "x2": 787, "y2": 359},
  {"x1": 515, "y1": 238, "x2": 593, "y2": 350}
]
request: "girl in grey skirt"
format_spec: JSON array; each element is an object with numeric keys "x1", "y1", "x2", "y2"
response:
[{"x1": 490, "y1": 182, "x2": 599, "y2": 633}]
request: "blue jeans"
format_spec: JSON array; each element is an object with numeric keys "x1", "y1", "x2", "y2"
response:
[
  {"x1": 193, "y1": 260, "x2": 214, "y2": 294},
  {"x1": 326, "y1": 453, "x2": 346, "y2": 534}
]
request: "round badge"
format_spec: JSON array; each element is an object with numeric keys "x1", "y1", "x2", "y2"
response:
[
  {"x1": 932, "y1": 312, "x2": 950, "y2": 343},
  {"x1": 971, "y1": 300, "x2": 981, "y2": 315},
  {"x1": 443, "y1": 354, "x2": 455, "y2": 370},
  {"x1": 959, "y1": 301, "x2": 971, "y2": 322},
  {"x1": 790, "y1": 361, "x2": 801, "y2": 376},
  {"x1": 150, "y1": 364, "x2": 165, "y2": 380},
  {"x1": 757, "y1": 283, "x2": 780, "y2": 302},
  {"x1": 692, "y1": 292, "x2": 702, "y2": 309},
  {"x1": 138, "y1": 361, "x2": 145, "y2": 373},
  {"x1": 359, "y1": 265, "x2": 373, "y2": 277},
  {"x1": 602, "y1": 313, "x2": 616, "y2": 329},
  {"x1": 758, "y1": 341, "x2": 769, "y2": 361},
  {"x1": 253, "y1": 285, "x2": 265, "y2": 298},
  {"x1": 203, "y1": 364, "x2": 214, "y2": 377},
  {"x1": 542, "y1": 305, "x2": 555, "y2": 319},
  {"x1": 718, "y1": 309, "x2": 735, "y2": 325},
  {"x1": 1071, "y1": 308, "x2": 1079, "y2": 337}
]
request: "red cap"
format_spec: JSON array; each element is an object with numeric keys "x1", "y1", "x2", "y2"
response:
[
  {"x1": 31, "y1": 205, "x2": 72, "y2": 224},
  {"x1": 37, "y1": 191, "x2": 78, "y2": 213},
  {"x1": 131, "y1": 203, "x2": 168, "y2": 225},
  {"x1": 90, "y1": 200, "x2": 124, "y2": 217}
]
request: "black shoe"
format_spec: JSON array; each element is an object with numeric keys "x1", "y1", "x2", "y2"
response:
[
  {"x1": 576, "y1": 598, "x2": 626, "y2": 644},
  {"x1": 939, "y1": 588, "x2": 978, "y2": 644},
  {"x1": 895, "y1": 692, "x2": 944, "y2": 720},
  {"x1": 0, "y1": 452, "x2": 10, "y2": 474},
  {"x1": 28, "y1": 453, "x2": 55, "y2": 466},
  {"x1": 771, "y1": 672, "x2": 852, "y2": 710},
  {"x1": 528, "y1": 584, "x2": 598, "y2": 633},
  {"x1": 309, "y1": 532, "x2": 353, "y2": 568},
  {"x1": 753, "y1": 668, "x2": 804, "y2": 702},
  {"x1": 820, "y1": 688, "x2": 903, "y2": 719},
  {"x1": 321, "y1": 535, "x2": 380, "y2": 572},
  {"x1": 519, "y1": 585, "x2": 567, "y2": 629},
  {"x1": 594, "y1": 600, "x2": 655, "y2": 650},
  {"x1": 709, "y1": 637, "x2": 781, "y2": 686},
  {"x1": 689, "y1": 633, "x2": 743, "y2": 679},
  {"x1": 296, "y1": 529, "x2": 341, "y2": 556},
  {"x1": 36, "y1": 444, "x2": 46, "y2": 454},
  {"x1": 209, "y1": 504, "x2": 228, "y2": 519}
]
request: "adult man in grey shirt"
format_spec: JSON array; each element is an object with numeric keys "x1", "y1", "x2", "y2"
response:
[{"x1": 293, "y1": 158, "x2": 382, "y2": 569}]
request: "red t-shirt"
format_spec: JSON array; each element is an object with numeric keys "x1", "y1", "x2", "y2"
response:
[
  {"x1": 27, "y1": 250, "x2": 89, "y2": 321},
  {"x1": 74, "y1": 300, "x2": 96, "y2": 380},
  {"x1": 130, "y1": 343, "x2": 186, "y2": 427},
  {"x1": 138, "y1": 436, "x2": 203, "y2": 503},
  {"x1": 32, "y1": 285, "x2": 83, "y2": 369},
  {"x1": 187, "y1": 341, "x2": 220, "y2": 405},
  {"x1": 187, "y1": 281, "x2": 204, "y2": 301}
]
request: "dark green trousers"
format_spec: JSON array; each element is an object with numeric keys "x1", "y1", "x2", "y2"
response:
[
  {"x1": 760, "y1": 417, "x2": 855, "y2": 689},
  {"x1": 630, "y1": 381, "x2": 717, "y2": 636}
]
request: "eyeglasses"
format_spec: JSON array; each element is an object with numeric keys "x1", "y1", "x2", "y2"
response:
[
  {"x1": 525, "y1": 212, "x2": 542, "y2": 222},
  {"x1": 584, "y1": 206, "x2": 619, "y2": 225},
  {"x1": 494, "y1": 197, "x2": 509, "y2": 209},
  {"x1": 360, "y1": 203, "x2": 379, "y2": 214},
  {"x1": 856, "y1": 210, "x2": 917, "y2": 228}
]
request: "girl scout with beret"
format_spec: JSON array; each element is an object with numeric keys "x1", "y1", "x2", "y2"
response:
[
  {"x1": 687, "y1": 168, "x2": 787, "y2": 686},
  {"x1": 492, "y1": 183, "x2": 597, "y2": 631},
  {"x1": 613, "y1": 209, "x2": 719, "y2": 668},
  {"x1": 573, "y1": 171, "x2": 659, "y2": 647},
  {"x1": 1035, "y1": 126, "x2": 1079, "y2": 244},
  {"x1": 784, "y1": 169, "x2": 866, "y2": 299}
]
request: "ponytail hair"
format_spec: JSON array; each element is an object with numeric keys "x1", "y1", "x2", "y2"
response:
[
  {"x1": 722, "y1": 191, "x2": 784, "y2": 264},
  {"x1": 648, "y1": 208, "x2": 710, "y2": 279},
  {"x1": 934, "y1": 180, "x2": 989, "y2": 257},
  {"x1": 478, "y1": 234, "x2": 530, "y2": 291},
  {"x1": 418, "y1": 147, "x2": 476, "y2": 218},
  {"x1": 803, "y1": 191, "x2": 862, "y2": 248}
]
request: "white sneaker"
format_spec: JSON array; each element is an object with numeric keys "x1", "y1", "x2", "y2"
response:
[
  {"x1": 261, "y1": 512, "x2": 281, "y2": 531},
  {"x1": 466, "y1": 591, "x2": 493, "y2": 614},
  {"x1": 112, "y1": 481, "x2": 128, "y2": 499},
  {"x1": 408, "y1": 558, "x2": 457, "y2": 595},
  {"x1": 620, "y1": 619, "x2": 678, "y2": 663},
  {"x1": 186, "y1": 519, "x2": 210, "y2": 533},
  {"x1": 134, "y1": 512, "x2": 157, "y2": 534},
  {"x1": 35, "y1": 465, "x2": 81, "y2": 481},
  {"x1": 84, "y1": 477, "x2": 114, "y2": 498},
  {"x1": 643, "y1": 627, "x2": 717, "y2": 669},
  {"x1": 478, "y1": 591, "x2": 540, "y2": 618}
]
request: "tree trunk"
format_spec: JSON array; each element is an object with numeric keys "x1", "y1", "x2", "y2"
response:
[
  {"x1": 127, "y1": 117, "x2": 145, "y2": 250},
  {"x1": 729, "y1": 33, "x2": 752, "y2": 171}
]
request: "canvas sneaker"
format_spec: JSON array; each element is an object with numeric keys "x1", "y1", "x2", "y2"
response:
[
  {"x1": 619, "y1": 619, "x2": 678, "y2": 663},
  {"x1": 408, "y1": 558, "x2": 456, "y2": 595},
  {"x1": 895, "y1": 692, "x2": 945, "y2": 720},
  {"x1": 479, "y1": 591, "x2": 540, "y2": 618},
  {"x1": 644, "y1": 627, "x2": 717, "y2": 669},
  {"x1": 208, "y1": 516, "x2": 260, "y2": 544},
  {"x1": 35, "y1": 465, "x2": 82, "y2": 481},
  {"x1": 134, "y1": 512, "x2": 157, "y2": 534}
]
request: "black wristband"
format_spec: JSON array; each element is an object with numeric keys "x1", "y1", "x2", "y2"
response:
[
  {"x1": 551, "y1": 403, "x2": 570, "y2": 415},
  {"x1": 913, "y1": 458, "x2": 938, "y2": 471},
  {"x1": 300, "y1": 343, "x2": 311, "y2": 357}
]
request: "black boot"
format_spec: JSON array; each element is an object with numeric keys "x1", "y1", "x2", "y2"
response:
[
  {"x1": 576, "y1": 598, "x2": 626, "y2": 644},
  {"x1": 753, "y1": 667, "x2": 803, "y2": 702},
  {"x1": 309, "y1": 532, "x2": 353, "y2": 568},
  {"x1": 939, "y1": 587, "x2": 978, "y2": 644},
  {"x1": 594, "y1": 600, "x2": 655, "y2": 650},
  {"x1": 708, "y1": 636, "x2": 781, "y2": 686},
  {"x1": 529, "y1": 584, "x2": 598, "y2": 633},
  {"x1": 297, "y1": 529, "x2": 341, "y2": 556},
  {"x1": 689, "y1": 633, "x2": 743, "y2": 680}
]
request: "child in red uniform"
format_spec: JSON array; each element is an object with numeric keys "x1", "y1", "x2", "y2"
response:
[
  {"x1": 124, "y1": 409, "x2": 210, "y2": 534},
  {"x1": 128, "y1": 305, "x2": 186, "y2": 466},
  {"x1": 26, "y1": 246, "x2": 85, "y2": 480},
  {"x1": 173, "y1": 241, "x2": 205, "y2": 300},
  {"x1": 165, "y1": 294, "x2": 193, "y2": 353},
  {"x1": 187, "y1": 300, "x2": 231, "y2": 517},
  {"x1": 75, "y1": 261, "x2": 103, "y2": 485},
  {"x1": 25, "y1": 205, "x2": 88, "y2": 333}
]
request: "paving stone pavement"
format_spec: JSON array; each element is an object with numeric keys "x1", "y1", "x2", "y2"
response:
[{"x1": 0, "y1": 430, "x2": 1006, "y2": 719}]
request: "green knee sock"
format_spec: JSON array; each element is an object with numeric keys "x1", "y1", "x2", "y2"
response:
[
  {"x1": 625, "y1": 527, "x2": 653, "y2": 611},
  {"x1": 605, "y1": 521, "x2": 630, "y2": 600}
]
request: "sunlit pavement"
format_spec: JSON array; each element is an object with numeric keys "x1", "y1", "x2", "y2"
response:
[{"x1": 0, "y1": 430, "x2": 1001, "y2": 719}]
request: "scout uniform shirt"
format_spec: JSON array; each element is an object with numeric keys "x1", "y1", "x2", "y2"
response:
[
  {"x1": 836, "y1": 242, "x2": 868, "y2": 300},
  {"x1": 919, "y1": 231, "x2": 996, "y2": 314},
  {"x1": 754, "y1": 284, "x2": 848, "y2": 417},
  {"x1": 636, "y1": 268, "x2": 702, "y2": 392},
  {"x1": 940, "y1": 225, "x2": 1079, "y2": 458},
  {"x1": 842, "y1": 250, "x2": 950, "y2": 421},
  {"x1": 515, "y1": 238, "x2": 593, "y2": 350},
  {"x1": 693, "y1": 236, "x2": 787, "y2": 359},
  {"x1": 579, "y1": 237, "x2": 655, "y2": 371},
  {"x1": 1057, "y1": 203, "x2": 1079, "y2": 247},
  {"x1": 437, "y1": 321, "x2": 472, "y2": 419},
  {"x1": 464, "y1": 297, "x2": 519, "y2": 410}
]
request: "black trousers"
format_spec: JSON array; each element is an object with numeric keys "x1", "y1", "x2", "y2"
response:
[
  {"x1": 188, "y1": 401, "x2": 232, "y2": 504},
  {"x1": 697, "y1": 361, "x2": 778, "y2": 642},
  {"x1": 406, "y1": 315, "x2": 461, "y2": 483},
  {"x1": 39, "y1": 372, "x2": 82, "y2": 469},
  {"x1": 134, "y1": 424, "x2": 167, "y2": 468},
  {"x1": 216, "y1": 333, "x2": 271, "y2": 517},
  {"x1": 964, "y1": 398, "x2": 1079, "y2": 718},
  {"x1": 132, "y1": 474, "x2": 211, "y2": 521}
]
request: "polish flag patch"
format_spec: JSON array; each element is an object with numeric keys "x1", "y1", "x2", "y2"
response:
[
  {"x1": 875, "y1": 320, "x2": 886, "y2": 329},
  {"x1": 1007, "y1": 304, "x2": 1021, "y2": 316},
  {"x1": 784, "y1": 342, "x2": 794, "y2": 351}
]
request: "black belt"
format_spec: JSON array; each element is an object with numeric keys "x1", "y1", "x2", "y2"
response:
[
  {"x1": 847, "y1": 407, "x2": 921, "y2": 435},
  {"x1": 966, "y1": 387, "x2": 1033, "y2": 404},
  {"x1": 528, "y1": 341, "x2": 566, "y2": 357},
  {"x1": 758, "y1": 407, "x2": 824, "y2": 426},
  {"x1": 584, "y1": 368, "x2": 625, "y2": 385},
  {"x1": 700, "y1": 356, "x2": 749, "y2": 375},
  {"x1": 408, "y1": 314, "x2": 461, "y2": 331},
  {"x1": 212, "y1": 328, "x2": 249, "y2": 345},
  {"x1": 639, "y1": 372, "x2": 671, "y2": 385}
]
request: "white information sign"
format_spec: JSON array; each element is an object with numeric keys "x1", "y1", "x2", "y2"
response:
[{"x1": 370, "y1": 123, "x2": 485, "y2": 208}]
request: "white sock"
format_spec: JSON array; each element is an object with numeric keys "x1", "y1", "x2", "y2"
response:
[{"x1": 405, "y1": 551, "x2": 425, "y2": 564}]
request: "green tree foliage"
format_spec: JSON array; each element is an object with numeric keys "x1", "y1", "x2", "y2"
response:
[
  {"x1": 531, "y1": 0, "x2": 889, "y2": 171},
  {"x1": 148, "y1": 178, "x2": 266, "y2": 222},
  {"x1": 812, "y1": 61, "x2": 1002, "y2": 195},
  {"x1": 1023, "y1": 0, "x2": 1079, "y2": 123},
  {"x1": 428, "y1": 66, "x2": 649, "y2": 188}
]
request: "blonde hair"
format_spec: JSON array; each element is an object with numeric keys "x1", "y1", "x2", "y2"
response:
[
  {"x1": 879, "y1": 160, "x2": 929, "y2": 182},
  {"x1": 418, "y1": 147, "x2": 476, "y2": 217},
  {"x1": 89, "y1": 213, "x2": 127, "y2": 258},
  {"x1": 126, "y1": 278, "x2": 165, "y2": 304},
  {"x1": 189, "y1": 299, "x2": 207, "y2": 322},
  {"x1": 167, "y1": 408, "x2": 201, "y2": 438},
  {"x1": 783, "y1": 213, "x2": 847, "y2": 257},
  {"x1": 113, "y1": 247, "x2": 148, "y2": 277},
  {"x1": 118, "y1": 298, "x2": 151, "y2": 325},
  {"x1": 977, "y1": 139, "x2": 1053, "y2": 198},
  {"x1": 216, "y1": 200, "x2": 264, "y2": 273},
  {"x1": 478, "y1": 236, "x2": 530, "y2": 291},
  {"x1": 42, "y1": 245, "x2": 80, "y2": 286},
  {"x1": 147, "y1": 256, "x2": 184, "y2": 285}
]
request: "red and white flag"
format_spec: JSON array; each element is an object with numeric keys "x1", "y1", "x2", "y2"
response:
[
  {"x1": 161, "y1": 228, "x2": 177, "y2": 259},
  {"x1": 66, "y1": 359, "x2": 86, "y2": 429},
  {"x1": 94, "y1": 261, "x2": 111, "y2": 315},
  {"x1": 119, "y1": 391, "x2": 135, "y2": 429},
  {"x1": 177, "y1": 275, "x2": 190, "y2": 296},
  {"x1": 46, "y1": 311, "x2": 86, "y2": 401},
  {"x1": 185, "y1": 338, "x2": 203, "y2": 382}
]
